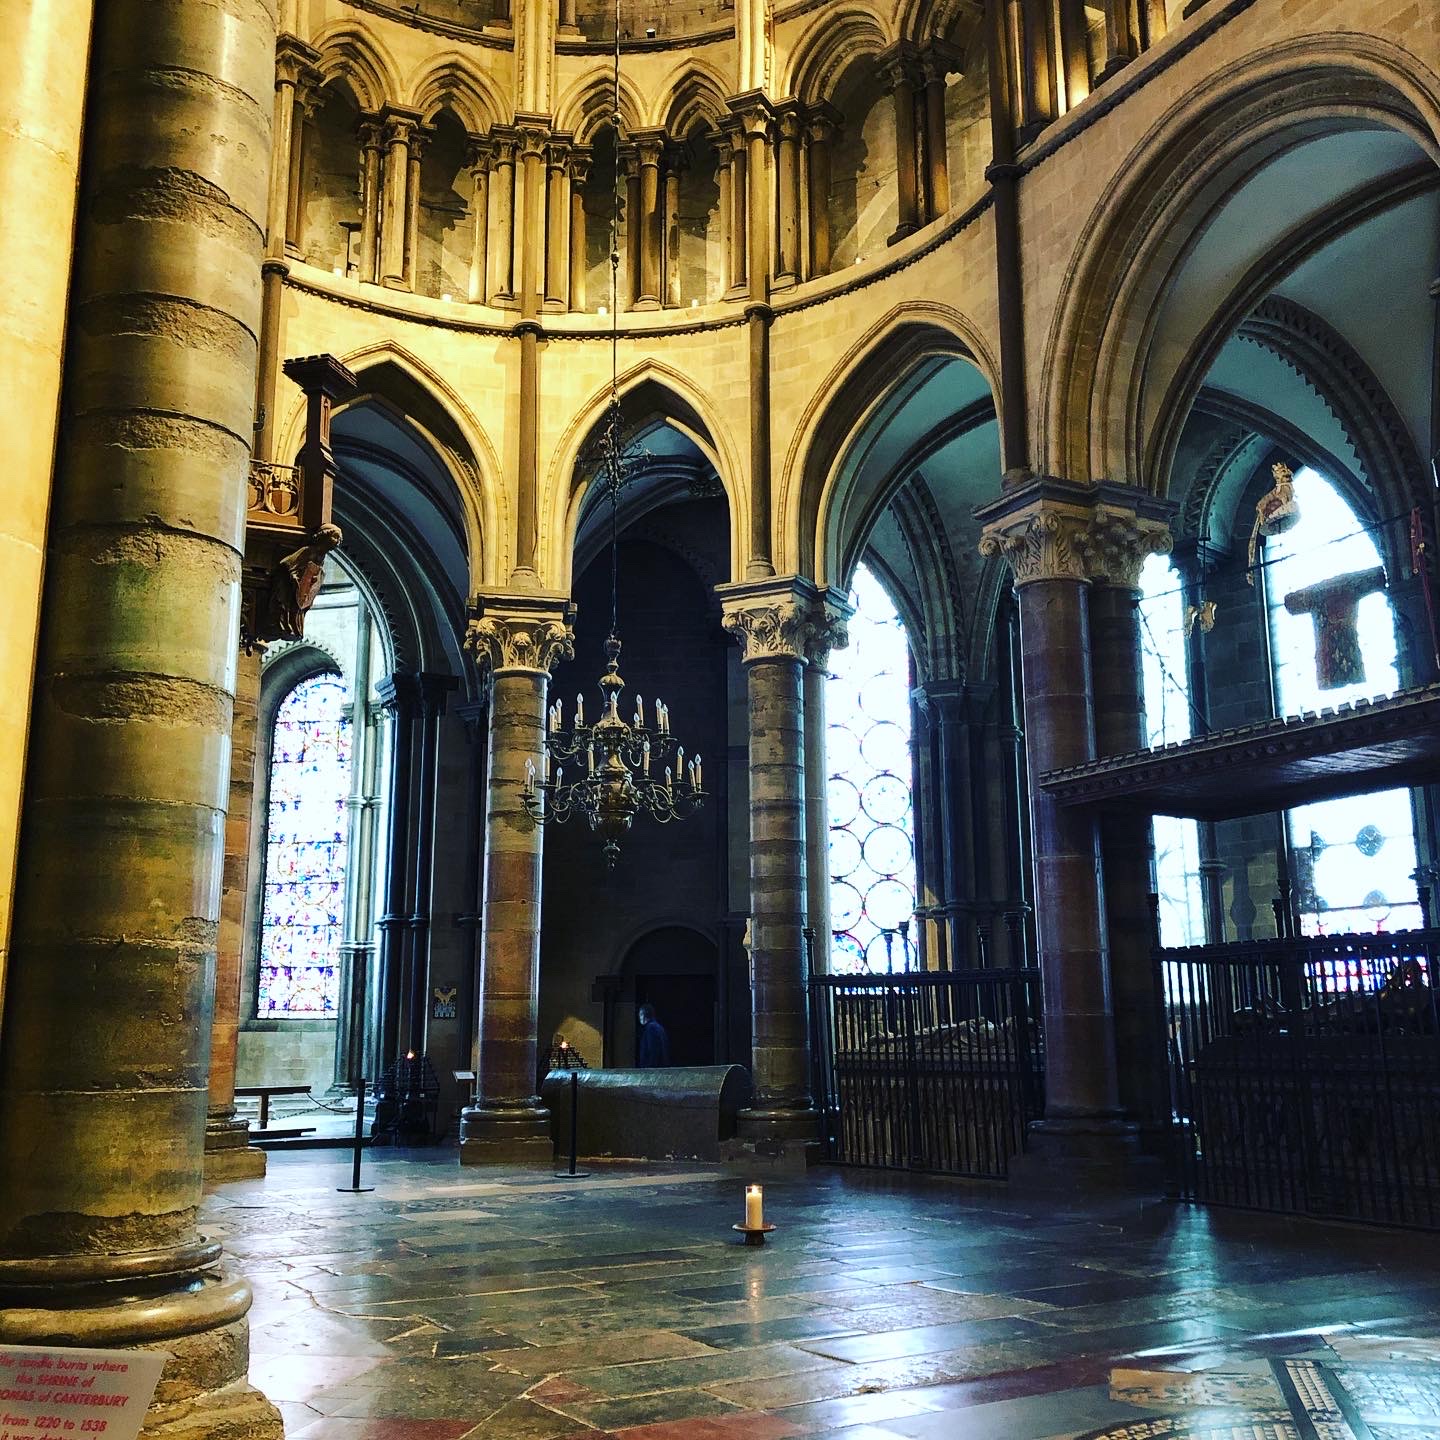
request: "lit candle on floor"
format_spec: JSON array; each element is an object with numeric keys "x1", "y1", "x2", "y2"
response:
[{"x1": 745, "y1": 1184, "x2": 763, "y2": 1229}]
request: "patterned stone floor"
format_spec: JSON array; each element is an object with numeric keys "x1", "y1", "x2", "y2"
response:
[{"x1": 206, "y1": 1152, "x2": 1440, "y2": 1439}]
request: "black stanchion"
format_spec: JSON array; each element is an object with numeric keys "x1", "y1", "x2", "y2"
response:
[
  {"x1": 337, "y1": 1077, "x2": 375, "y2": 1193},
  {"x1": 555, "y1": 1069, "x2": 590, "y2": 1178}
]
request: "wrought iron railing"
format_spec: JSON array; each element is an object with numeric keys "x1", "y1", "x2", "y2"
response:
[
  {"x1": 1156, "y1": 928, "x2": 1440, "y2": 1228},
  {"x1": 809, "y1": 969, "x2": 1045, "y2": 1178}
]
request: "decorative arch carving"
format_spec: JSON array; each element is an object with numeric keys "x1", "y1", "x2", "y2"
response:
[
  {"x1": 409, "y1": 53, "x2": 506, "y2": 134},
  {"x1": 554, "y1": 68, "x2": 647, "y2": 142},
  {"x1": 657, "y1": 59, "x2": 730, "y2": 137},
  {"x1": 786, "y1": 4, "x2": 893, "y2": 105},
  {"x1": 308, "y1": 22, "x2": 403, "y2": 112}
]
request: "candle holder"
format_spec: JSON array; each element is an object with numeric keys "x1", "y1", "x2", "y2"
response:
[{"x1": 732, "y1": 1220, "x2": 777, "y2": 1247}]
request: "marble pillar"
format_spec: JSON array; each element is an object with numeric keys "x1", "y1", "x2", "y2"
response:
[
  {"x1": 569, "y1": 147, "x2": 590, "y2": 311},
  {"x1": 285, "y1": 80, "x2": 319, "y2": 253},
  {"x1": 723, "y1": 122, "x2": 747, "y2": 296},
  {"x1": 403, "y1": 127, "x2": 428, "y2": 291},
  {"x1": 489, "y1": 128, "x2": 517, "y2": 303},
  {"x1": 467, "y1": 139, "x2": 491, "y2": 303},
  {"x1": 664, "y1": 144, "x2": 684, "y2": 308},
  {"x1": 0, "y1": 0, "x2": 280, "y2": 1432},
  {"x1": 544, "y1": 137, "x2": 572, "y2": 310},
  {"x1": 720, "y1": 581, "x2": 849, "y2": 1146},
  {"x1": 204, "y1": 644, "x2": 267, "y2": 1180},
  {"x1": 375, "y1": 673, "x2": 419, "y2": 1071},
  {"x1": 1086, "y1": 507, "x2": 1173, "y2": 1130},
  {"x1": 635, "y1": 132, "x2": 664, "y2": 310},
  {"x1": 801, "y1": 608, "x2": 849, "y2": 976},
  {"x1": 460, "y1": 595, "x2": 575, "y2": 1164},
  {"x1": 979, "y1": 482, "x2": 1168, "y2": 1178},
  {"x1": 0, "y1": 0, "x2": 93, "y2": 1017},
  {"x1": 716, "y1": 143, "x2": 734, "y2": 293},
  {"x1": 921, "y1": 52, "x2": 951, "y2": 219},
  {"x1": 622, "y1": 145, "x2": 642, "y2": 308}
]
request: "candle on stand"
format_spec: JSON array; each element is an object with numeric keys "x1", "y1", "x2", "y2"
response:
[
  {"x1": 745, "y1": 1185, "x2": 763, "y2": 1229},
  {"x1": 677, "y1": 746, "x2": 685, "y2": 785},
  {"x1": 587, "y1": 744, "x2": 595, "y2": 775},
  {"x1": 642, "y1": 738, "x2": 650, "y2": 774},
  {"x1": 576, "y1": 692, "x2": 584, "y2": 726},
  {"x1": 525, "y1": 758, "x2": 536, "y2": 795},
  {"x1": 665, "y1": 765, "x2": 673, "y2": 796},
  {"x1": 695, "y1": 753, "x2": 702, "y2": 789},
  {"x1": 636, "y1": 694, "x2": 644, "y2": 728}
]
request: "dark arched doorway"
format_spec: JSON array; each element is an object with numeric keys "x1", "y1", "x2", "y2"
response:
[{"x1": 621, "y1": 926, "x2": 720, "y2": 1066}]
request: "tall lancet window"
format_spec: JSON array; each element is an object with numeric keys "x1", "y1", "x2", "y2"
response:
[
  {"x1": 826, "y1": 564, "x2": 918, "y2": 972},
  {"x1": 1261, "y1": 466, "x2": 1421, "y2": 934},
  {"x1": 258, "y1": 671, "x2": 353, "y2": 1016}
]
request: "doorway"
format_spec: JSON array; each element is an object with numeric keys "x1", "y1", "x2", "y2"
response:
[{"x1": 619, "y1": 926, "x2": 720, "y2": 1066}]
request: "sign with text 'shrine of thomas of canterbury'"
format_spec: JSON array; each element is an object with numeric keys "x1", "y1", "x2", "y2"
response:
[{"x1": 0, "y1": 1346, "x2": 166, "y2": 1440}]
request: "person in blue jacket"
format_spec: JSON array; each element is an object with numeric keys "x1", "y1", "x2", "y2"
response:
[{"x1": 637, "y1": 1004, "x2": 671, "y2": 1067}]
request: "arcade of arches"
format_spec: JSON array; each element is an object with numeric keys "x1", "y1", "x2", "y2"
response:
[{"x1": 2, "y1": 0, "x2": 1440, "y2": 1436}]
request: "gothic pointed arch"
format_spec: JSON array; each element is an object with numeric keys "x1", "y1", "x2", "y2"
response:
[
  {"x1": 308, "y1": 22, "x2": 403, "y2": 113},
  {"x1": 554, "y1": 68, "x2": 647, "y2": 143},
  {"x1": 541, "y1": 361, "x2": 746, "y2": 589},
  {"x1": 786, "y1": 5, "x2": 893, "y2": 105},
  {"x1": 409, "y1": 53, "x2": 506, "y2": 134},
  {"x1": 656, "y1": 59, "x2": 729, "y2": 136},
  {"x1": 1041, "y1": 34, "x2": 1440, "y2": 497}
]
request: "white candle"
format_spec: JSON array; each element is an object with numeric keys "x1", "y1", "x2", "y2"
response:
[
  {"x1": 555, "y1": 697, "x2": 564, "y2": 729},
  {"x1": 745, "y1": 1185, "x2": 763, "y2": 1229},
  {"x1": 556, "y1": 766, "x2": 564, "y2": 789},
  {"x1": 642, "y1": 739, "x2": 650, "y2": 774},
  {"x1": 665, "y1": 765, "x2": 672, "y2": 795},
  {"x1": 677, "y1": 747, "x2": 685, "y2": 785},
  {"x1": 588, "y1": 744, "x2": 595, "y2": 775},
  {"x1": 576, "y1": 693, "x2": 584, "y2": 727},
  {"x1": 525, "y1": 758, "x2": 536, "y2": 795},
  {"x1": 636, "y1": 694, "x2": 644, "y2": 728},
  {"x1": 695, "y1": 753, "x2": 702, "y2": 789}
]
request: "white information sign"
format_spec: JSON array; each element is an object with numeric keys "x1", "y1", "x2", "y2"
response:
[{"x1": 0, "y1": 1346, "x2": 166, "y2": 1440}]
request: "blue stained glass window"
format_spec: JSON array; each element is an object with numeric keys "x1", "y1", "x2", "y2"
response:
[
  {"x1": 827, "y1": 564, "x2": 918, "y2": 973},
  {"x1": 1261, "y1": 467, "x2": 1421, "y2": 935},
  {"x1": 258, "y1": 672, "x2": 352, "y2": 1016}
]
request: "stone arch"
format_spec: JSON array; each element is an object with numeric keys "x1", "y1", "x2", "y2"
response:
[
  {"x1": 541, "y1": 360, "x2": 746, "y2": 590},
  {"x1": 787, "y1": 5, "x2": 893, "y2": 106},
  {"x1": 308, "y1": 22, "x2": 403, "y2": 113},
  {"x1": 1041, "y1": 34, "x2": 1440, "y2": 497},
  {"x1": 656, "y1": 59, "x2": 729, "y2": 136},
  {"x1": 898, "y1": 0, "x2": 979, "y2": 46},
  {"x1": 274, "y1": 341, "x2": 503, "y2": 591},
  {"x1": 779, "y1": 303, "x2": 1001, "y2": 583},
  {"x1": 554, "y1": 67, "x2": 646, "y2": 143},
  {"x1": 409, "y1": 53, "x2": 506, "y2": 135}
]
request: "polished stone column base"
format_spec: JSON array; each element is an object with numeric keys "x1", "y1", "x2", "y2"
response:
[
  {"x1": 458, "y1": 1103, "x2": 552, "y2": 1165},
  {"x1": 0, "y1": 1272, "x2": 280, "y2": 1440},
  {"x1": 1008, "y1": 1115, "x2": 1163, "y2": 1196},
  {"x1": 725, "y1": 1109, "x2": 822, "y2": 1174},
  {"x1": 203, "y1": 1112, "x2": 267, "y2": 1182}
]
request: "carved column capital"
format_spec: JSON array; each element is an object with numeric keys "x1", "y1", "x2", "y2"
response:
[
  {"x1": 465, "y1": 135, "x2": 494, "y2": 177},
  {"x1": 976, "y1": 478, "x2": 1174, "y2": 588},
  {"x1": 775, "y1": 101, "x2": 805, "y2": 145},
  {"x1": 380, "y1": 107, "x2": 423, "y2": 146},
  {"x1": 717, "y1": 577, "x2": 849, "y2": 666},
  {"x1": 465, "y1": 592, "x2": 577, "y2": 674},
  {"x1": 805, "y1": 102, "x2": 841, "y2": 145},
  {"x1": 489, "y1": 124, "x2": 519, "y2": 165},
  {"x1": 547, "y1": 131, "x2": 574, "y2": 171},
  {"x1": 568, "y1": 144, "x2": 593, "y2": 186},
  {"x1": 514, "y1": 116, "x2": 551, "y2": 160},
  {"x1": 878, "y1": 42, "x2": 924, "y2": 93},
  {"x1": 632, "y1": 128, "x2": 666, "y2": 166},
  {"x1": 357, "y1": 115, "x2": 386, "y2": 153}
]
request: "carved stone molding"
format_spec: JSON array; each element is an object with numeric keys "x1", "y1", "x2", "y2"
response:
[
  {"x1": 976, "y1": 478, "x2": 1174, "y2": 589},
  {"x1": 717, "y1": 576, "x2": 848, "y2": 667},
  {"x1": 466, "y1": 592, "x2": 576, "y2": 674}
]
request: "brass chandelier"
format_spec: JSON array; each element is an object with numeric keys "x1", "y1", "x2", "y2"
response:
[{"x1": 520, "y1": 0, "x2": 706, "y2": 868}]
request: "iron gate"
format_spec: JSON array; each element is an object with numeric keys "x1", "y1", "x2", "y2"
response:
[
  {"x1": 1158, "y1": 929, "x2": 1440, "y2": 1228},
  {"x1": 809, "y1": 969, "x2": 1045, "y2": 1177}
]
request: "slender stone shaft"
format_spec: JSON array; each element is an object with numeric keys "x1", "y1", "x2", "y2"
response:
[
  {"x1": 205, "y1": 644, "x2": 267, "y2": 1180},
  {"x1": 775, "y1": 106, "x2": 802, "y2": 287},
  {"x1": 805, "y1": 109, "x2": 835, "y2": 277},
  {"x1": 0, "y1": 0, "x2": 280, "y2": 1432},
  {"x1": 380, "y1": 112, "x2": 414, "y2": 288},
  {"x1": 460, "y1": 597, "x2": 574, "y2": 1164}
]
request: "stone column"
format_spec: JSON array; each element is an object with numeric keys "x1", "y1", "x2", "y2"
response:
[
  {"x1": 916, "y1": 681, "x2": 972, "y2": 966},
  {"x1": 404, "y1": 126, "x2": 429, "y2": 290},
  {"x1": 488, "y1": 128, "x2": 517, "y2": 302},
  {"x1": 881, "y1": 48, "x2": 922, "y2": 243},
  {"x1": 516, "y1": 119, "x2": 548, "y2": 316},
  {"x1": 460, "y1": 595, "x2": 575, "y2": 1164},
  {"x1": 921, "y1": 51, "x2": 952, "y2": 219},
  {"x1": 380, "y1": 109, "x2": 418, "y2": 288},
  {"x1": 738, "y1": 101, "x2": 773, "y2": 300},
  {"x1": 633, "y1": 131, "x2": 664, "y2": 310},
  {"x1": 569, "y1": 146, "x2": 591, "y2": 310},
  {"x1": 723, "y1": 120, "x2": 747, "y2": 295},
  {"x1": 406, "y1": 674, "x2": 456, "y2": 1057},
  {"x1": 664, "y1": 142, "x2": 684, "y2": 308},
  {"x1": 0, "y1": 0, "x2": 92, "y2": 1016},
  {"x1": 558, "y1": 0, "x2": 578, "y2": 30},
  {"x1": 1057, "y1": 0, "x2": 1090, "y2": 111},
  {"x1": 268, "y1": 39, "x2": 317, "y2": 257},
  {"x1": 1086, "y1": 507, "x2": 1173, "y2": 1131},
  {"x1": 544, "y1": 135, "x2": 572, "y2": 310},
  {"x1": 466, "y1": 137, "x2": 491, "y2": 302},
  {"x1": 358, "y1": 116, "x2": 384, "y2": 282},
  {"x1": 375, "y1": 673, "x2": 419, "y2": 1070},
  {"x1": 1099, "y1": 0, "x2": 1139, "y2": 82},
  {"x1": 334, "y1": 616, "x2": 381, "y2": 1091},
  {"x1": 204, "y1": 643, "x2": 266, "y2": 1180},
  {"x1": 979, "y1": 482, "x2": 1167, "y2": 1181},
  {"x1": 286, "y1": 82, "x2": 321, "y2": 255},
  {"x1": 0, "y1": 0, "x2": 280, "y2": 1431},
  {"x1": 719, "y1": 580, "x2": 848, "y2": 1146},
  {"x1": 715, "y1": 140, "x2": 734, "y2": 293},
  {"x1": 802, "y1": 605, "x2": 851, "y2": 976},
  {"x1": 805, "y1": 106, "x2": 837, "y2": 278},
  {"x1": 1018, "y1": 0, "x2": 1058, "y2": 139},
  {"x1": 774, "y1": 103, "x2": 802, "y2": 289}
]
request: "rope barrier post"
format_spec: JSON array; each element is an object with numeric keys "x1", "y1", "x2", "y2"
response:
[{"x1": 338, "y1": 1077, "x2": 374, "y2": 1193}]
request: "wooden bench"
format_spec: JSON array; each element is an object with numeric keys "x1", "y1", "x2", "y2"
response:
[{"x1": 235, "y1": 1083, "x2": 313, "y2": 1131}]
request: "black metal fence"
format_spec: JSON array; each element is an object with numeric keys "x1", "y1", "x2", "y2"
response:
[
  {"x1": 1157, "y1": 929, "x2": 1440, "y2": 1228},
  {"x1": 809, "y1": 969, "x2": 1045, "y2": 1177}
]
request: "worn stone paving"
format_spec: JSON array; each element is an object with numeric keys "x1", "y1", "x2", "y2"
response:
[{"x1": 205, "y1": 1151, "x2": 1440, "y2": 1439}]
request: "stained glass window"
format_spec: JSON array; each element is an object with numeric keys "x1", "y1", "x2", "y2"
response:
[
  {"x1": 1261, "y1": 467, "x2": 1421, "y2": 934},
  {"x1": 827, "y1": 564, "x2": 918, "y2": 972},
  {"x1": 1138, "y1": 552, "x2": 1206, "y2": 947},
  {"x1": 258, "y1": 671, "x2": 352, "y2": 1016}
]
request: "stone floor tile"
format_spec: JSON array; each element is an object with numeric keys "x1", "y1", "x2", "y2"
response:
[
  {"x1": 543, "y1": 1388, "x2": 744, "y2": 1430},
  {"x1": 771, "y1": 1390, "x2": 933, "y2": 1428}
]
